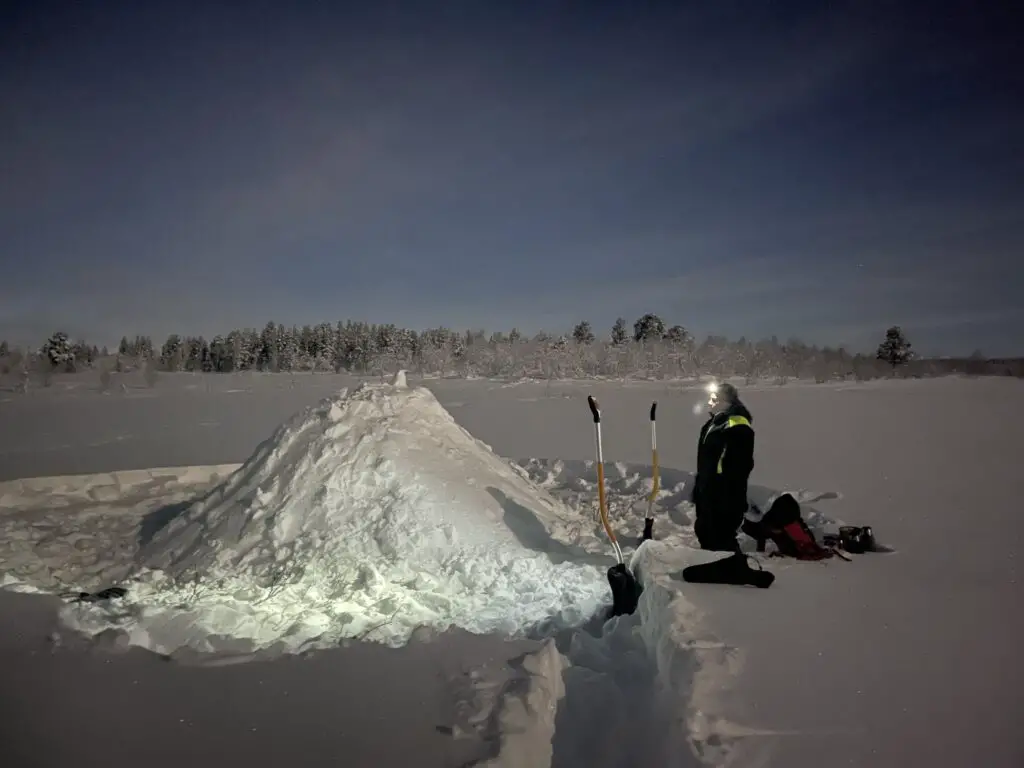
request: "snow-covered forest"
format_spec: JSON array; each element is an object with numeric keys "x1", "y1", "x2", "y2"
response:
[{"x1": 0, "y1": 316, "x2": 1019, "y2": 385}]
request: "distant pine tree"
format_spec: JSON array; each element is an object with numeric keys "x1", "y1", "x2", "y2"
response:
[
  {"x1": 572, "y1": 320, "x2": 595, "y2": 345},
  {"x1": 42, "y1": 331, "x2": 75, "y2": 371},
  {"x1": 876, "y1": 326, "x2": 913, "y2": 370},
  {"x1": 633, "y1": 313, "x2": 665, "y2": 343},
  {"x1": 161, "y1": 334, "x2": 184, "y2": 370},
  {"x1": 610, "y1": 318, "x2": 628, "y2": 345},
  {"x1": 664, "y1": 325, "x2": 691, "y2": 346},
  {"x1": 258, "y1": 322, "x2": 279, "y2": 371}
]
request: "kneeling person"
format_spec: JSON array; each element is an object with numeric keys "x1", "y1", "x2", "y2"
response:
[{"x1": 692, "y1": 382, "x2": 754, "y2": 552}]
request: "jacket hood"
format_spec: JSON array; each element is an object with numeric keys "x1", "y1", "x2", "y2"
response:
[{"x1": 717, "y1": 399, "x2": 753, "y2": 424}]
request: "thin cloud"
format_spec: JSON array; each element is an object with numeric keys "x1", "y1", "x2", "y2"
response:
[{"x1": 0, "y1": 2, "x2": 1020, "y2": 357}]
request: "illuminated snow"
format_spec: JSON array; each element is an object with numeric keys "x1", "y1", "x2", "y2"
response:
[{"x1": 61, "y1": 374, "x2": 611, "y2": 654}]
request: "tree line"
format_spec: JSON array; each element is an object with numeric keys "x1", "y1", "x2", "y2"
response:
[{"x1": 1, "y1": 316, "x2": 1015, "y2": 383}]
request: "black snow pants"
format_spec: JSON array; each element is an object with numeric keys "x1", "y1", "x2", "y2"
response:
[{"x1": 693, "y1": 486, "x2": 746, "y2": 552}]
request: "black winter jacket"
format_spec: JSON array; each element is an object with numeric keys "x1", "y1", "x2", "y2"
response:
[{"x1": 693, "y1": 401, "x2": 754, "y2": 515}]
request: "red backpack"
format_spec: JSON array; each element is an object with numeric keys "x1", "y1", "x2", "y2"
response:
[{"x1": 742, "y1": 493, "x2": 834, "y2": 560}]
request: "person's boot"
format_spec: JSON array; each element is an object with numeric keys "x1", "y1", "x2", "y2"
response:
[
  {"x1": 682, "y1": 552, "x2": 775, "y2": 588},
  {"x1": 741, "y1": 519, "x2": 768, "y2": 552}
]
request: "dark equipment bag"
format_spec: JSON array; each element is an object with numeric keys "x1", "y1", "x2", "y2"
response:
[{"x1": 741, "y1": 493, "x2": 834, "y2": 560}]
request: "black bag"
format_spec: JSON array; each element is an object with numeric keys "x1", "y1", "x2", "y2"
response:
[
  {"x1": 838, "y1": 525, "x2": 876, "y2": 554},
  {"x1": 742, "y1": 493, "x2": 834, "y2": 560}
]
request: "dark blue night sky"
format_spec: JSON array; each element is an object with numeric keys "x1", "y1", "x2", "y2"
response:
[{"x1": 2, "y1": 1, "x2": 1021, "y2": 355}]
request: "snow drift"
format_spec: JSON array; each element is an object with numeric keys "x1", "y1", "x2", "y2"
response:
[{"x1": 64, "y1": 374, "x2": 610, "y2": 654}]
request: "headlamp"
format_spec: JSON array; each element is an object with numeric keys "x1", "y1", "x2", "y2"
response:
[{"x1": 706, "y1": 381, "x2": 719, "y2": 408}]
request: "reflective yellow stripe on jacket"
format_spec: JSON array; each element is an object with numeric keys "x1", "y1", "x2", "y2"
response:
[{"x1": 705, "y1": 415, "x2": 752, "y2": 474}]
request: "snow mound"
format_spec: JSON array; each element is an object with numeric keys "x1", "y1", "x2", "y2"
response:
[{"x1": 63, "y1": 376, "x2": 610, "y2": 654}]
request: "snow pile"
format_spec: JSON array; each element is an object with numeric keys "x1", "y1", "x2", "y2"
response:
[{"x1": 61, "y1": 375, "x2": 610, "y2": 654}]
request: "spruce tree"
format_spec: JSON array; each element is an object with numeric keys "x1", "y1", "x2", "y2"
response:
[{"x1": 876, "y1": 326, "x2": 913, "y2": 370}]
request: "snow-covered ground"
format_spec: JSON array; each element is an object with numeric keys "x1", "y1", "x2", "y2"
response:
[{"x1": 1, "y1": 373, "x2": 1022, "y2": 767}]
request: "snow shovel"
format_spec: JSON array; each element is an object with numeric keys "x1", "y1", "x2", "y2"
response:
[
  {"x1": 587, "y1": 395, "x2": 642, "y2": 616},
  {"x1": 641, "y1": 401, "x2": 659, "y2": 541}
]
